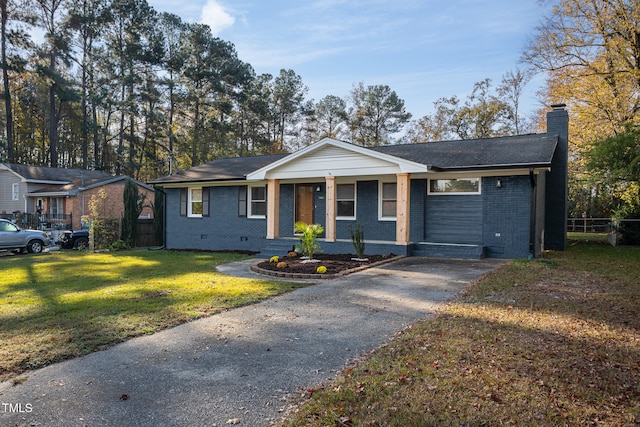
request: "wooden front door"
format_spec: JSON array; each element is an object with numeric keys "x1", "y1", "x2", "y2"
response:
[{"x1": 295, "y1": 184, "x2": 315, "y2": 226}]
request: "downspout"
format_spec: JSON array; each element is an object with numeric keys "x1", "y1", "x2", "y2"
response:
[
  {"x1": 162, "y1": 187, "x2": 167, "y2": 249},
  {"x1": 80, "y1": 171, "x2": 85, "y2": 219},
  {"x1": 529, "y1": 168, "x2": 537, "y2": 259}
]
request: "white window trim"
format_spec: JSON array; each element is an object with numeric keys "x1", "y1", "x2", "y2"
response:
[
  {"x1": 427, "y1": 178, "x2": 482, "y2": 195},
  {"x1": 12, "y1": 183, "x2": 19, "y2": 201},
  {"x1": 248, "y1": 184, "x2": 266, "y2": 219},
  {"x1": 378, "y1": 181, "x2": 397, "y2": 221},
  {"x1": 188, "y1": 187, "x2": 203, "y2": 218},
  {"x1": 336, "y1": 182, "x2": 357, "y2": 221}
]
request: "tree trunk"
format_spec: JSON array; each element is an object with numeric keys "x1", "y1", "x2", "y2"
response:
[{"x1": 1, "y1": 4, "x2": 14, "y2": 163}]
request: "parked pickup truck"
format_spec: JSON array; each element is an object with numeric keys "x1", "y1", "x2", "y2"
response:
[{"x1": 57, "y1": 229, "x2": 89, "y2": 249}]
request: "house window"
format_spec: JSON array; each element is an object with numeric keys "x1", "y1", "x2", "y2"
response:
[
  {"x1": 189, "y1": 188, "x2": 203, "y2": 217},
  {"x1": 238, "y1": 187, "x2": 248, "y2": 217},
  {"x1": 428, "y1": 178, "x2": 481, "y2": 194},
  {"x1": 379, "y1": 182, "x2": 396, "y2": 220},
  {"x1": 12, "y1": 183, "x2": 19, "y2": 201},
  {"x1": 249, "y1": 185, "x2": 266, "y2": 218},
  {"x1": 50, "y1": 197, "x2": 63, "y2": 217},
  {"x1": 180, "y1": 187, "x2": 209, "y2": 217},
  {"x1": 336, "y1": 183, "x2": 355, "y2": 219}
]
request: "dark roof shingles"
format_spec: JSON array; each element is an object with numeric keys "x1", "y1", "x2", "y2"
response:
[
  {"x1": 149, "y1": 154, "x2": 289, "y2": 184},
  {"x1": 148, "y1": 134, "x2": 557, "y2": 184},
  {"x1": 5, "y1": 164, "x2": 151, "y2": 194},
  {"x1": 7, "y1": 164, "x2": 113, "y2": 183},
  {"x1": 372, "y1": 134, "x2": 557, "y2": 170}
]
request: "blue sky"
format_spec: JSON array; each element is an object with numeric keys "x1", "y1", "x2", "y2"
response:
[{"x1": 148, "y1": 0, "x2": 547, "y2": 120}]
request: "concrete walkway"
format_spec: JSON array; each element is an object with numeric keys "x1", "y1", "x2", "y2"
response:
[{"x1": 0, "y1": 257, "x2": 504, "y2": 427}]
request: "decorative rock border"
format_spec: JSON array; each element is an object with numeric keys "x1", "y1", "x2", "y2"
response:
[{"x1": 250, "y1": 255, "x2": 404, "y2": 279}]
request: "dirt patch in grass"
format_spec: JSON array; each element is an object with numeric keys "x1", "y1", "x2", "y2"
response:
[
  {"x1": 280, "y1": 243, "x2": 640, "y2": 427},
  {"x1": 255, "y1": 253, "x2": 395, "y2": 276}
]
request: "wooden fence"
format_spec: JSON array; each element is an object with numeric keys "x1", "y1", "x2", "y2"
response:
[{"x1": 135, "y1": 219, "x2": 160, "y2": 247}]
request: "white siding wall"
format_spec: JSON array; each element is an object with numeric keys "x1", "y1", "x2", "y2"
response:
[
  {"x1": 0, "y1": 170, "x2": 26, "y2": 213},
  {"x1": 267, "y1": 145, "x2": 401, "y2": 179}
]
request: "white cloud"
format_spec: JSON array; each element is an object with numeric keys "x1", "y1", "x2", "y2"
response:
[{"x1": 200, "y1": 0, "x2": 235, "y2": 36}]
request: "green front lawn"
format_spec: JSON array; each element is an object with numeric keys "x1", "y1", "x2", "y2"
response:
[
  {"x1": 282, "y1": 241, "x2": 640, "y2": 426},
  {"x1": 0, "y1": 250, "x2": 305, "y2": 382}
]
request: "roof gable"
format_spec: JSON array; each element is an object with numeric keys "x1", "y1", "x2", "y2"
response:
[
  {"x1": 247, "y1": 138, "x2": 427, "y2": 180},
  {"x1": 30, "y1": 175, "x2": 154, "y2": 196}
]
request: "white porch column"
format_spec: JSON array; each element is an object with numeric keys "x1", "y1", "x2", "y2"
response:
[
  {"x1": 266, "y1": 178, "x2": 280, "y2": 239},
  {"x1": 396, "y1": 173, "x2": 411, "y2": 245},
  {"x1": 325, "y1": 176, "x2": 336, "y2": 242}
]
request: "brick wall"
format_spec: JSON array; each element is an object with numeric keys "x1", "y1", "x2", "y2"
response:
[
  {"x1": 68, "y1": 181, "x2": 154, "y2": 230},
  {"x1": 279, "y1": 184, "x2": 295, "y2": 237},
  {"x1": 165, "y1": 176, "x2": 536, "y2": 258},
  {"x1": 544, "y1": 106, "x2": 569, "y2": 251},
  {"x1": 335, "y1": 180, "x2": 396, "y2": 241},
  {"x1": 165, "y1": 186, "x2": 267, "y2": 252},
  {"x1": 482, "y1": 176, "x2": 532, "y2": 258}
]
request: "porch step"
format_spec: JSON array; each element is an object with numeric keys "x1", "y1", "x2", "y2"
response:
[
  {"x1": 410, "y1": 242, "x2": 486, "y2": 260},
  {"x1": 257, "y1": 239, "x2": 297, "y2": 258}
]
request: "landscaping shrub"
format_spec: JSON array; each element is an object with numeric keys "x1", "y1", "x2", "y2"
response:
[
  {"x1": 294, "y1": 222, "x2": 324, "y2": 259},
  {"x1": 349, "y1": 222, "x2": 365, "y2": 259}
]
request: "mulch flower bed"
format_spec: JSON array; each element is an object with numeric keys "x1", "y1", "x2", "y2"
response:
[{"x1": 253, "y1": 253, "x2": 399, "y2": 278}]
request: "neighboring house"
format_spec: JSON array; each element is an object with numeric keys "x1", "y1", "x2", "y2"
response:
[
  {"x1": 149, "y1": 105, "x2": 568, "y2": 259},
  {"x1": 0, "y1": 164, "x2": 154, "y2": 235}
]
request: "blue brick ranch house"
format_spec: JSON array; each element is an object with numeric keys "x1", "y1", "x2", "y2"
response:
[{"x1": 149, "y1": 105, "x2": 568, "y2": 259}]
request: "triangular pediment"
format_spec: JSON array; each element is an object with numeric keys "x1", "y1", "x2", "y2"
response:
[{"x1": 247, "y1": 138, "x2": 427, "y2": 180}]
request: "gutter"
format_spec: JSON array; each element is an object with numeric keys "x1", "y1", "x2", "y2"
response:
[{"x1": 431, "y1": 162, "x2": 553, "y2": 172}]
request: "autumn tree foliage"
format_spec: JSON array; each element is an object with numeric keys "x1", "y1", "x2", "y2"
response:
[{"x1": 523, "y1": 0, "x2": 640, "y2": 216}]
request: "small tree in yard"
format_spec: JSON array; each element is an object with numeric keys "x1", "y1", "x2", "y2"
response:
[
  {"x1": 88, "y1": 189, "x2": 119, "y2": 250},
  {"x1": 294, "y1": 222, "x2": 323, "y2": 259},
  {"x1": 122, "y1": 179, "x2": 146, "y2": 247}
]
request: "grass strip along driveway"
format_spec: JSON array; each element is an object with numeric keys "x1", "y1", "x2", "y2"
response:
[
  {"x1": 0, "y1": 250, "x2": 305, "y2": 383},
  {"x1": 282, "y1": 241, "x2": 640, "y2": 427}
]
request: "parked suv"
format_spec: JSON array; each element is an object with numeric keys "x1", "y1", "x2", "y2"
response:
[
  {"x1": 0, "y1": 218, "x2": 51, "y2": 254},
  {"x1": 57, "y1": 229, "x2": 89, "y2": 249}
]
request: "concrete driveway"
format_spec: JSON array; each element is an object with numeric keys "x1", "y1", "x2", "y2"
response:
[{"x1": 0, "y1": 257, "x2": 504, "y2": 426}]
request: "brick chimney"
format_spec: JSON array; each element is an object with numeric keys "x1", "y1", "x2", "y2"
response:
[{"x1": 544, "y1": 103, "x2": 569, "y2": 251}]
